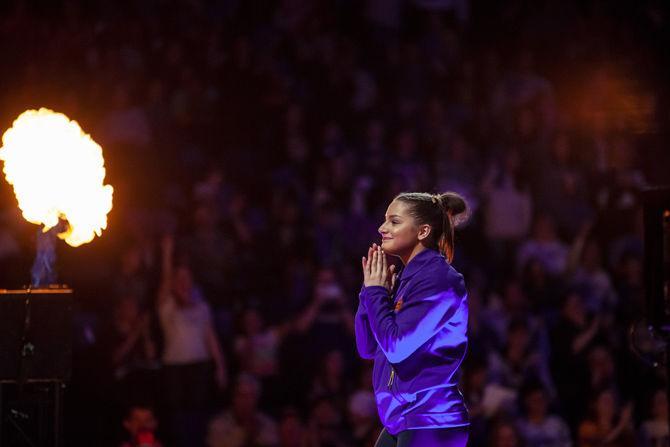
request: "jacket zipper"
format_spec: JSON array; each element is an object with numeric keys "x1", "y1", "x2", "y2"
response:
[{"x1": 387, "y1": 365, "x2": 395, "y2": 388}]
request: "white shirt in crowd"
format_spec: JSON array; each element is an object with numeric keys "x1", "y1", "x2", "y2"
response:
[{"x1": 158, "y1": 292, "x2": 212, "y2": 365}]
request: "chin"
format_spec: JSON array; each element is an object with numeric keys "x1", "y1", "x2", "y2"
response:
[{"x1": 381, "y1": 241, "x2": 398, "y2": 255}]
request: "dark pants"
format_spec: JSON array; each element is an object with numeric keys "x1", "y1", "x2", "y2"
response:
[
  {"x1": 162, "y1": 361, "x2": 215, "y2": 447},
  {"x1": 374, "y1": 426, "x2": 469, "y2": 447}
]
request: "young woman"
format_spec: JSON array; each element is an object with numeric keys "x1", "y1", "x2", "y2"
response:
[{"x1": 355, "y1": 192, "x2": 470, "y2": 447}]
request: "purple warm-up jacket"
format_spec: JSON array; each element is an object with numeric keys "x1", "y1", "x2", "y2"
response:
[{"x1": 355, "y1": 248, "x2": 469, "y2": 435}]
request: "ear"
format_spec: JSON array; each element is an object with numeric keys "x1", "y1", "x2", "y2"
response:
[{"x1": 417, "y1": 224, "x2": 432, "y2": 241}]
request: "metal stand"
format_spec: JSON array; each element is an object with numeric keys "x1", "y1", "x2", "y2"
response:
[
  {"x1": 0, "y1": 380, "x2": 64, "y2": 447},
  {"x1": 0, "y1": 288, "x2": 72, "y2": 447}
]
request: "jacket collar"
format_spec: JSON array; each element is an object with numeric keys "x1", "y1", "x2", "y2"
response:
[{"x1": 397, "y1": 248, "x2": 443, "y2": 282}]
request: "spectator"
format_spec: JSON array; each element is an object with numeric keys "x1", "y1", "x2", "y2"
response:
[
  {"x1": 515, "y1": 382, "x2": 572, "y2": 447},
  {"x1": 346, "y1": 364, "x2": 378, "y2": 444},
  {"x1": 489, "y1": 419, "x2": 524, "y2": 447},
  {"x1": 101, "y1": 295, "x2": 159, "y2": 408},
  {"x1": 550, "y1": 291, "x2": 601, "y2": 430},
  {"x1": 639, "y1": 388, "x2": 669, "y2": 447},
  {"x1": 120, "y1": 404, "x2": 164, "y2": 447},
  {"x1": 207, "y1": 374, "x2": 279, "y2": 447},
  {"x1": 157, "y1": 235, "x2": 227, "y2": 446},
  {"x1": 305, "y1": 397, "x2": 351, "y2": 447},
  {"x1": 488, "y1": 319, "x2": 554, "y2": 397},
  {"x1": 577, "y1": 388, "x2": 635, "y2": 447},
  {"x1": 480, "y1": 149, "x2": 533, "y2": 270},
  {"x1": 517, "y1": 214, "x2": 569, "y2": 277},
  {"x1": 278, "y1": 407, "x2": 309, "y2": 447},
  {"x1": 233, "y1": 307, "x2": 293, "y2": 411},
  {"x1": 309, "y1": 349, "x2": 352, "y2": 413}
]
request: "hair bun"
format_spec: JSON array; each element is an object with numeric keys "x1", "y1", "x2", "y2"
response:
[{"x1": 439, "y1": 192, "x2": 468, "y2": 226}]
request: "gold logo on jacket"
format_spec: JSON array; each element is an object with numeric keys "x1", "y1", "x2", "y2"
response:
[{"x1": 394, "y1": 297, "x2": 403, "y2": 313}]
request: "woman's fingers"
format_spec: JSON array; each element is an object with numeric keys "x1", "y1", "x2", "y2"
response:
[
  {"x1": 380, "y1": 249, "x2": 388, "y2": 286},
  {"x1": 372, "y1": 249, "x2": 380, "y2": 278},
  {"x1": 376, "y1": 247, "x2": 385, "y2": 283},
  {"x1": 364, "y1": 244, "x2": 394, "y2": 287},
  {"x1": 377, "y1": 246, "x2": 383, "y2": 272}
]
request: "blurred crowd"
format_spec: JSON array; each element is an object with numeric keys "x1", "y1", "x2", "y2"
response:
[{"x1": 0, "y1": 0, "x2": 669, "y2": 446}]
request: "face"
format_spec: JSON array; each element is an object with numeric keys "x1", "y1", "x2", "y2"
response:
[
  {"x1": 115, "y1": 298, "x2": 139, "y2": 325},
  {"x1": 563, "y1": 293, "x2": 585, "y2": 323},
  {"x1": 507, "y1": 327, "x2": 529, "y2": 351},
  {"x1": 123, "y1": 408, "x2": 157, "y2": 437},
  {"x1": 595, "y1": 390, "x2": 616, "y2": 421},
  {"x1": 243, "y1": 309, "x2": 263, "y2": 335},
  {"x1": 588, "y1": 346, "x2": 614, "y2": 377},
  {"x1": 494, "y1": 424, "x2": 519, "y2": 447},
  {"x1": 378, "y1": 200, "x2": 428, "y2": 257},
  {"x1": 233, "y1": 380, "x2": 259, "y2": 416},
  {"x1": 652, "y1": 389, "x2": 668, "y2": 418},
  {"x1": 323, "y1": 350, "x2": 344, "y2": 376},
  {"x1": 525, "y1": 390, "x2": 548, "y2": 417},
  {"x1": 172, "y1": 266, "x2": 194, "y2": 305},
  {"x1": 279, "y1": 413, "x2": 303, "y2": 445}
]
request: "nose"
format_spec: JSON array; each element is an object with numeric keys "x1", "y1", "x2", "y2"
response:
[{"x1": 378, "y1": 222, "x2": 387, "y2": 236}]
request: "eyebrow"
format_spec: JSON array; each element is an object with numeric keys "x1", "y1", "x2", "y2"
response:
[{"x1": 385, "y1": 214, "x2": 402, "y2": 219}]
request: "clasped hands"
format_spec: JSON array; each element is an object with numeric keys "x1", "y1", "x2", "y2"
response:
[{"x1": 362, "y1": 243, "x2": 397, "y2": 291}]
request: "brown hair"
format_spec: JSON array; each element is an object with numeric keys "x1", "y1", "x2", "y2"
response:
[{"x1": 394, "y1": 191, "x2": 468, "y2": 263}]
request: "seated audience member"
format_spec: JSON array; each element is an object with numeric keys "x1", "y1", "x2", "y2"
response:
[
  {"x1": 488, "y1": 318, "x2": 554, "y2": 396},
  {"x1": 577, "y1": 388, "x2": 634, "y2": 447},
  {"x1": 309, "y1": 349, "x2": 352, "y2": 415},
  {"x1": 278, "y1": 406, "x2": 308, "y2": 447},
  {"x1": 489, "y1": 419, "x2": 523, "y2": 447},
  {"x1": 515, "y1": 381, "x2": 572, "y2": 447},
  {"x1": 348, "y1": 389, "x2": 378, "y2": 446},
  {"x1": 550, "y1": 291, "x2": 600, "y2": 429},
  {"x1": 103, "y1": 295, "x2": 159, "y2": 406},
  {"x1": 639, "y1": 388, "x2": 669, "y2": 447},
  {"x1": 516, "y1": 214, "x2": 568, "y2": 277},
  {"x1": 234, "y1": 306, "x2": 293, "y2": 411},
  {"x1": 306, "y1": 396, "x2": 352, "y2": 447},
  {"x1": 120, "y1": 404, "x2": 163, "y2": 447},
  {"x1": 207, "y1": 373, "x2": 279, "y2": 447}
]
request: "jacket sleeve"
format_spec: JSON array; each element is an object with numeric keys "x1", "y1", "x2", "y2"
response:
[
  {"x1": 354, "y1": 288, "x2": 378, "y2": 359},
  {"x1": 361, "y1": 273, "x2": 464, "y2": 363}
]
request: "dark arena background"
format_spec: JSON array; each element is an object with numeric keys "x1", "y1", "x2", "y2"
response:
[{"x1": 0, "y1": 1, "x2": 669, "y2": 446}]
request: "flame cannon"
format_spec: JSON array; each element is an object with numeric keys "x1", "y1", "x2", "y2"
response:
[{"x1": 0, "y1": 109, "x2": 113, "y2": 446}]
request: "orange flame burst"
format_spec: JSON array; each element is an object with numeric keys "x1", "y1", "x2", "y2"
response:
[{"x1": 0, "y1": 108, "x2": 113, "y2": 247}]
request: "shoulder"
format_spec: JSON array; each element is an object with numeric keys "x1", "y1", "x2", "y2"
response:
[
  {"x1": 546, "y1": 415, "x2": 569, "y2": 429},
  {"x1": 208, "y1": 410, "x2": 234, "y2": 428},
  {"x1": 577, "y1": 419, "x2": 599, "y2": 436},
  {"x1": 257, "y1": 412, "x2": 278, "y2": 429},
  {"x1": 423, "y1": 257, "x2": 466, "y2": 291}
]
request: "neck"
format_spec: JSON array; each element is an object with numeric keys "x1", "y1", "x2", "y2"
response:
[{"x1": 401, "y1": 244, "x2": 428, "y2": 266}]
